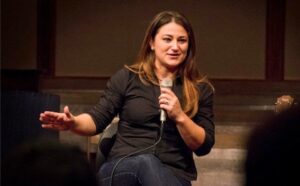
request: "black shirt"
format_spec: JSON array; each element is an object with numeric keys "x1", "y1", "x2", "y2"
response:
[{"x1": 87, "y1": 67, "x2": 215, "y2": 180}]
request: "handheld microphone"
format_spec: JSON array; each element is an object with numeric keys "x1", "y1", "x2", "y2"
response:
[{"x1": 159, "y1": 78, "x2": 173, "y2": 122}]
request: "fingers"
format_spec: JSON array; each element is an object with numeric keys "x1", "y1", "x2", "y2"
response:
[
  {"x1": 158, "y1": 96, "x2": 171, "y2": 105},
  {"x1": 41, "y1": 124, "x2": 69, "y2": 131},
  {"x1": 40, "y1": 105, "x2": 71, "y2": 122},
  {"x1": 159, "y1": 99, "x2": 173, "y2": 111},
  {"x1": 160, "y1": 87, "x2": 172, "y2": 94},
  {"x1": 159, "y1": 90, "x2": 173, "y2": 105},
  {"x1": 64, "y1": 106, "x2": 71, "y2": 118},
  {"x1": 159, "y1": 91, "x2": 175, "y2": 110},
  {"x1": 40, "y1": 112, "x2": 69, "y2": 131},
  {"x1": 158, "y1": 88, "x2": 183, "y2": 120},
  {"x1": 39, "y1": 112, "x2": 63, "y2": 123},
  {"x1": 39, "y1": 105, "x2": 73, "y2": 131}
]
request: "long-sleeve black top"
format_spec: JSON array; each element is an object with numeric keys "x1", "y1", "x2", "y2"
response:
[{"x1": 87, "y1": 67, "x2": 215, "y2": 180}]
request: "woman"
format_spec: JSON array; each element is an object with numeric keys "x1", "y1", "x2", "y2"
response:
[{"x1": 40, "y1": 10, "x2": 215, "y2": 186}]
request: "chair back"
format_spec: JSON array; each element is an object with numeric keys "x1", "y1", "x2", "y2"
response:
[{"x1": 95, "y1": 118, "x2": 119, "y2": 171}]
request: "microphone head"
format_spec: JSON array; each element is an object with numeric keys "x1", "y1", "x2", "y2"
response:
[{"x1": 160, "y1": 78, "x2": 173, "y2": 88}]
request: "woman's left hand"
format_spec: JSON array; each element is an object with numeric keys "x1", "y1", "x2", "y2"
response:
[{"x1": 159, "y1": 87, "x2": 184, "y2": 121}]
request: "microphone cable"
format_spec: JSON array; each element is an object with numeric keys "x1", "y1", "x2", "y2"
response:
[{"x1": 109, "y1": 120, "x2": 165, "y2": 186}]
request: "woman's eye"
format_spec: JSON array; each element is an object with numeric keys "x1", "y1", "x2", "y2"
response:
[
  {"x1": 178, "y1": 39, "x2": 187, "y2": 43},
  {"x1": 163, "y1": 38, "x2": 172, "y2": 42}
]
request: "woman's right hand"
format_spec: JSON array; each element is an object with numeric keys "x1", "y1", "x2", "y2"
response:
[{"x1": 39, "y1": 106, "x2": 75, "y2": 131}]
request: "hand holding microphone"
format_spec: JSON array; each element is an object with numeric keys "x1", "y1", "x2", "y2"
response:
[
  {"x1": 159, "y1": 79, "x2": 173, "y2": 122},
  {"x1": 159, "y1": 78, "x2": 185, "y2": 123}
]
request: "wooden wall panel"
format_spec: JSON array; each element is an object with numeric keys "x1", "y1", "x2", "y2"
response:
[
  {"x1": 54, "y1": 0, "x2": 266, "y2": 79},
  {"x1": 284, "y1": 0, "x2": 300, "y2": 80},
  {"x1": 2, "y1": 0, "x2": 37, "y2": 70}
]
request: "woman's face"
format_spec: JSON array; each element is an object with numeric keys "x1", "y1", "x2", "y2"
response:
[{"x1": 150, "y1": 21, "x2": 189, "y2": 71}]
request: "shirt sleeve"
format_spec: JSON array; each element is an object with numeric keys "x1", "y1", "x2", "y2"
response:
[
  {"x1": 193, "y1": 82, "x2": 215, "y2": 156},
  {"x1": 86, "y1": 68, "x2": 129, "y2": 133}
]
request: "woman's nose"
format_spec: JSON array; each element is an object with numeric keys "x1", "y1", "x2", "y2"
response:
[{"x1": 170, "y1": 41, "x2": 179, "y2": 50}]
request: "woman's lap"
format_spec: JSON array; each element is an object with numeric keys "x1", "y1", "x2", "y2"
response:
[{"x1": 97, "y1": 154, "x2": 191, "y2": 186}]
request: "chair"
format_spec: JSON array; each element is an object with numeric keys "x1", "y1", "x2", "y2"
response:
[{"x1": 94, "y1": 117, "x2": 119, "y2": 171}]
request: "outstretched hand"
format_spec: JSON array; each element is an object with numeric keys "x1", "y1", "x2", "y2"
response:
[{"x1": 39, "y1": 106, "x2": 75, "y2": 131}]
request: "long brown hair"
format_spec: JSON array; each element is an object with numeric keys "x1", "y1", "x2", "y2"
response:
[{"x1": 126, "y1": 10, "x2": 210, "y2": 117}]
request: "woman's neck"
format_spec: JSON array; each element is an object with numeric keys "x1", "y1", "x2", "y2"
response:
[
  {"x1": 155, "y1": 70, "x2": 175, "y2": 82},
  {"x1": 154, "y1": 64, "x2": 177, "y2": 82}
]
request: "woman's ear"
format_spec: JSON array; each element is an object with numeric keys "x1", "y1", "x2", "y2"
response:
[{"x1": 149, "y1": 40, "x2": 154, "y2": 50}]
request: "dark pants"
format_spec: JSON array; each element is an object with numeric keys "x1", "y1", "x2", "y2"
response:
[{"x1": 97, "y1": 154, "x2": 191, "y2": 186}]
